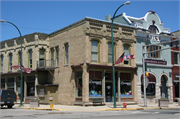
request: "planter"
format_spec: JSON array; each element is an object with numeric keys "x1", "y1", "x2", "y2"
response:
[
  {"x1": 30, "y1": 100, "x2": 39, "y2": 108},
  {"x1": 158, "y1": 99, "x2": 169, "y2": 107}
]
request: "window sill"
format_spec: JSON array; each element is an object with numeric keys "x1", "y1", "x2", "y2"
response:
[
  {"x1": 141, "y1": 95, "x2": 155, "y2": 98},
  {"x1": 8, "y1": 71, "x2": 12, "y2": 73},
  {"x1": 173, "y1": 64, "x2": 180, "y2": 67},
  {"x1": 64, "y1": 64, "x2": 68, "y2": 67},
  {"x1": 146, "y1": 58, "x2": 162, "y2": 60}
]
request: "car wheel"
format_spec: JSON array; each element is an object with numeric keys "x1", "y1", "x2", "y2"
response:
[{"x1": 8, "y1": 105, "x2": 12, "y2": 108}]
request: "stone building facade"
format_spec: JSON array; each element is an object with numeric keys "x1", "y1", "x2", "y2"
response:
[{"x1": 1, "y1": 17, "x2": 137, "y2": 105}]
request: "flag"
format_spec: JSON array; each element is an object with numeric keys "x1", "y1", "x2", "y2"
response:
[
  {"x1": 25, "y1": 68, "x2": 31, "y2": 73},
  {"x1": 114, "y1": 52, "x2": 125, "y2": 65},
  {"x1": 12, "y1": 65, "x2": 20, "y2": 70},
  {"x1": 20, "y1": 65, "x2": 31, "y2": 73},
  {"x1": 130, "y1": 54, "x2": 135, "y2": 59},
  {"x1": 125, "y1": 53, "x2": 131, "y2": 59},
  {"x1": 21, "y1": 65, "x2": 26, "y2": 71}
]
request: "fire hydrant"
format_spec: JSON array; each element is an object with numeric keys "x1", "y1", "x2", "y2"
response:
[{"x1": 123, "y1": 101, "x2": 127, "y2": 108}]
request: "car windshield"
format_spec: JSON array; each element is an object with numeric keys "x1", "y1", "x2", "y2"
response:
[{"x1": 1, "y1": 90, "x2": 15, "y2": 95}]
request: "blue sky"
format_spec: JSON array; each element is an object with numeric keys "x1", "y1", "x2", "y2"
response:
[{"x1": 0, "y1": 0, "x2": 179, "y2": 41}]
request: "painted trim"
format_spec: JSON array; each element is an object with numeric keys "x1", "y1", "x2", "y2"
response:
[{"x1": 136, "y1": 63, "x2": 173, "y2": 68}]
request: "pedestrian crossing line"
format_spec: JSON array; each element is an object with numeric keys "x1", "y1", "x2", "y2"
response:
[
  {"x1": 132, "y1": 111, "x2": 140, "y2": 113},
  {"x1": 152, "y1": 112, "x2": 159, "y2": 114}
]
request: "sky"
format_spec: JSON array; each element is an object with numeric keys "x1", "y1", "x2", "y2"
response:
[{"x1": 0, "y1": 0, "x2": 179, "y2": 42}]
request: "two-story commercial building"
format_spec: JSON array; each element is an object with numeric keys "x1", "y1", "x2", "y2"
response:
[
  {"x1": 105, "y1": 11, "x2": 174, "y2": 104},
  {"x1": 1, "y1": 17, "x2": 138, "y2": 105},
  {"x1": 171, "y1": 30, "x2": 180, "y2": 102}
]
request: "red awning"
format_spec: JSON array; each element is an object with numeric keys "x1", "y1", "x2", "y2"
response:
[{"x1": 141, "y1": 73, "x2": 156, "y2": 84}]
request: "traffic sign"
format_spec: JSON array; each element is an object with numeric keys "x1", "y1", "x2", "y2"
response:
[{"x1": 142, "y1": 77, "x2": 149, "y2": 88}]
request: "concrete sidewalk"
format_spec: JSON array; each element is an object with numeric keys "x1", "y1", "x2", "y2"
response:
[{"x1": 14, "y1": 102, "x2": 180, "y2": 112}]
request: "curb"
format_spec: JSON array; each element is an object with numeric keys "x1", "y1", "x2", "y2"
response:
[{"x1": 20, "y1": 106, "x2": 180, "y2": 112}]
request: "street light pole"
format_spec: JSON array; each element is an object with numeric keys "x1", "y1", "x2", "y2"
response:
[
  {"x1": 111, "y1": 1, "x2": 130, "y2": 108},
  {"x1": 0, "y1": 20, "x2": 23, "y2": 106}
]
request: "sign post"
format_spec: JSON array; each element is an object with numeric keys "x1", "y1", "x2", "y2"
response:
[{"x1": 49, "y1": 96, "x2": 53, "y2": 109}]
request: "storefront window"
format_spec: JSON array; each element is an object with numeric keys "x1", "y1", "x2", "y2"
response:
[
  {"x1": 120, "y1": 81, "x2": 132, "y2": 97},
  {"x1": 120, "y1": 73, "x2": 132, "y2": 97},
  {"x1": 75, "y1": 71, "x2": 82, "y2": 97},
  {"x1": 89, "y1": 80, "x2": 102, "y2": 97},
  {"x1": 26, "y1": 76, "x2": 35, "y2": 96},
  {"x1": 89, "y1": 71, "x2": 102, "y2": 97},
  {"x1": 141, "y1": 74, "x2": 156, "y2": 96},
  {"x1": 1, "y1": 78, "x2": 5, "y2": 89},
  {"x1": 141, "y1": 83, "x2": 155, "y2": 96},
  {"x1": 7, "y1": 77, "x2": 14, "y2": 90}
]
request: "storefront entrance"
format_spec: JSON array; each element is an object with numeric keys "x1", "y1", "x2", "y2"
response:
[
  {"x1": 174, "y1": 82, "x2": 179, "y2": 100},
  {"x1": 105, "y1": 82, "x2": 112, "y2": 102},
  {"x1": 161, "y1": 75, "x2": 168, "y2": 98}
]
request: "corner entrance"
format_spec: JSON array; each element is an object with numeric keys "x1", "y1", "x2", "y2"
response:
[{"x1": 105, "y1": 82, "x2": 112, "y2": 102}]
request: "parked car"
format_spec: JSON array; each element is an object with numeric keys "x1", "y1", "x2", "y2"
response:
[{"x1": 0, "y1": 90, "x2": 16, "y2": 108}]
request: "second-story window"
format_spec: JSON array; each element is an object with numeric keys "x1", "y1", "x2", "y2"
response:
[
  {"x1": 39, "y1": 49, "x2": 45, "y2": 67},
  {"x1": 124, "y1": 45, "x2": 130, "y2": 65},
  {"x1": 174, "y1": 52, "x2": 180, "y2": 65},
  {"x1": 91, "y1": 41, "x2": 99, "y2": 62},
  {"x1": 9, "y1": 53, "x2": 13, "y2": 71},
  {"x1": 51, "y1": 48, "x2": 54, "y2": 66},
  {"x1": 147, "y1": 45, "x2": 161, "y2": 58},
  {"x1": 56, "y1": 47, "x2": 59, "y2": 66},
  {"x1": 1, "y1": 55, "x2": 3, "y2": 72},
  {"x1": 18, "y1": 52, "x2": 21, "y2": 70},
  {"x1": 108, "y1": 43, "x2": 115, "y2": 63},
  {"x1": 29, "y1": 50, "x2": 32, "y2": 68},
  {"x1": 148, "y1": 25, "x2": 159, "y2": 34},
  {"x1": 65, "y1": 44, "x2": 68, "y2": 64}
]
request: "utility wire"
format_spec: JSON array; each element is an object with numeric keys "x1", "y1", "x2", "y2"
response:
[{"x1": 1, "y1": 24, "x2": 54, "y2": 31}]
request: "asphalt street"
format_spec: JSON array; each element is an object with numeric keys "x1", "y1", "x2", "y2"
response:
[{"x1": 0, "y1": 107, "x2": 180, "y2": 119}]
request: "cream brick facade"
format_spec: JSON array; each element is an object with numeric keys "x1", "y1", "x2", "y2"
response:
[{"x1": 1, "y1": 17, "x2": 137, "y2": 105}]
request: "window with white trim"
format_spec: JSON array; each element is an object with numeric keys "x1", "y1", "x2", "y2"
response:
[
  {"x1": 174, "y1": 52, "x2": 180, "y2": 65},
  {"x1": 56, "y1": 47, "x2": 59, "y2": 66},
  {"x1": 29, "y1": 50, "x2": 32, "y2": 68},
  {"x1": 51, "y1": 48, "x2": 54, "y2": 66},
  {"x1": 64, "y1": 44, "x2": 68, "y2": 64},
  {"x1": 91, "y1": 41, "x2": 99, "y2": 62},
  {"x1": 9, "y1": 53, "x2": 13, "y2": 71},
  {"x1": 1, "y1": 55, "x2": 3, "y2": 72},
  {"x1": 124, "y1": 45, "x2": 130, "y2": 65}
]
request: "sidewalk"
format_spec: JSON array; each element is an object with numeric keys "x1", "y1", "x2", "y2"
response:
[{"x1": 14, "y1": 102, "x2": 180, "y2": 112}]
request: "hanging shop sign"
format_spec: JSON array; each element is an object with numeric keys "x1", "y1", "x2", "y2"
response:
[{"x1": 145, "y1": 59, "x2": 167, "y2": 65}]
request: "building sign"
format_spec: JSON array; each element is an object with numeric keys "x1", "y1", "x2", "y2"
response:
[
  {"x1": 89, "y1": 80, "x2": 102, "y2": 85},
  {"x1": 145, "y1": 59, "x2": 167, "y2": 65}
]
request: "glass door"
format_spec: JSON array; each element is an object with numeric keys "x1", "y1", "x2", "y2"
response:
[{"x1": 105, "y1": 82, "x2": 112, "y2": 102}]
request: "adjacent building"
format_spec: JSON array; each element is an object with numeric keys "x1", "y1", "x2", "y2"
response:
[
  {"x1": 171, "y1": 30, "x2": 180, "y2": 102},
  {"x1": 105, "y1": 11, "x2": 173, "y2": 103}
]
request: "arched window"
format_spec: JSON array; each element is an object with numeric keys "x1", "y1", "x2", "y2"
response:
[
  {"x1": 141, "y1": 73, "x2": 156, "y2": 96},
  {"x1": 148, "y1": 25, "x2": 159, "y2": 34}
]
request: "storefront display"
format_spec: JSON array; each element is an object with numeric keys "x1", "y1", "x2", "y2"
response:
[
  {"x1": 120, "y1": 81, "x2": 132, "y2": 97},
  {"x1": 89, "y1": 71, "x2": 102, "y2": 97},
  {"x1": 89, "y1": 80, "x2": 102, "y2": 97}
]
